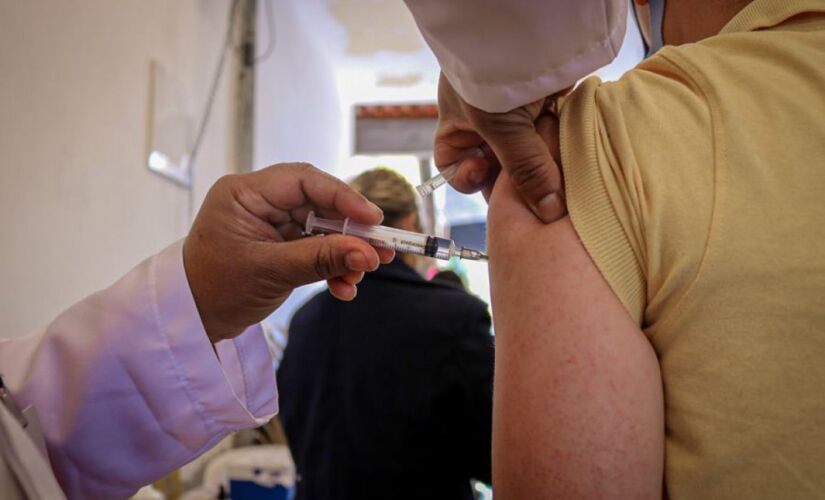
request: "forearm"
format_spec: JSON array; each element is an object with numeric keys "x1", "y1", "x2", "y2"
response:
[
  {"x1": 1, "y1": 240, "x2": 277, "y2": 498},
  {"x1": 488, "y1": 212, "x2": 663, "y2": 498}
]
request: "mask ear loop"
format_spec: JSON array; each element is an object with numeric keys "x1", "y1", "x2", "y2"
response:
[{"x1": 647, "y1": 0, "x2": 666, "y2": 56}]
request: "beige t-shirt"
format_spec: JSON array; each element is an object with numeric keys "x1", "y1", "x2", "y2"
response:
[{"x1": 560, "y1": 1, "x2": 825, "y2": 497}]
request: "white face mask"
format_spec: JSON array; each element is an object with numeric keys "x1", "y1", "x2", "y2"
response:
[{"x1": 404, "y1": 0, "x2": 628, "y2": 112}]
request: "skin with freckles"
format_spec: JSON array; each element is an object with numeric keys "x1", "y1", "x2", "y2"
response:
[
  {"x1": 487, "y1": 174, "x2": 664, "y2": 499},
  {"x1": 183, "y1": 163, "x2": 394, "y2": 344}
]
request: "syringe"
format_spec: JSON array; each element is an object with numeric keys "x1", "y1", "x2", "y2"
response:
[
  {"x1": 305, "y1": 212, "x2": 488, "y2": 262},
  {"x1": 415, "y1": 146, "x2": 485, "y2": 198}
]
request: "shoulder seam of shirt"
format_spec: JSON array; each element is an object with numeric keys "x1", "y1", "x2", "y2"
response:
[
  {"x1": 645, "y1": 49, "x2": 727, "y2": 334},
  {"x1": 561, "y1": 77, "x2": 646, "y2": 324}
]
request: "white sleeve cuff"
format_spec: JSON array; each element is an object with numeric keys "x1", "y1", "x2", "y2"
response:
[
  {"x1": 404, "y1": 0, "x2": 627, "y2": 112},
  {"x1": 151, "y1": 240, "x2": 278, "y2": 436},
  {"x1": 3, "y1": 239, "x2": 279, "y2": 497}
]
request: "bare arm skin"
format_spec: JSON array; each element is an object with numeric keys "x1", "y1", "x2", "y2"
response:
[
  {"x1": 487, "y1": 173, "x2": 664, "y2": 499},
  {"x1": 432, "y1": 67, "x2": 664, "y2": 496}
]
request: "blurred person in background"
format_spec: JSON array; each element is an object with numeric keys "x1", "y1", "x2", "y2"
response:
[
  {"x1": 431, "y1": 270, "x2": 466, "y2": 291},
  {"x1": 277, "y1": 168, "x2": 494, "y2": 500}
]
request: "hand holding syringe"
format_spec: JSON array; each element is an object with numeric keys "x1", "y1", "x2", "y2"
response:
[{"x1": 304, "y1": 212, "x2": 487, "y2": 262}]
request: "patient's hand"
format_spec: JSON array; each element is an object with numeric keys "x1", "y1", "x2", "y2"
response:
[{"x1": 434, "y1": 73, "x2": 566, "y2": 224}]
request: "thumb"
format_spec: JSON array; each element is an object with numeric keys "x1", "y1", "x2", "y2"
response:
[
  {"x1": 469, "y1": 106, "x2": 566, "y2": 224},
  {"x1": 488, "y1": 172, "x2": 545, "y2": 236},
  {"x1": 268, "y1": 234, "x2": 380, "y2": 288}
]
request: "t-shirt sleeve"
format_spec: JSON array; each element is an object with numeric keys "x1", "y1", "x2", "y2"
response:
[{"x1": 559, "y1": 53, "x2": 716, "y2": 326}]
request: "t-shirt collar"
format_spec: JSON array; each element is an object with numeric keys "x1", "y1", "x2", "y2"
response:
[{"x1": 721, "y1": 0, "x2": 825, "y2": 35}]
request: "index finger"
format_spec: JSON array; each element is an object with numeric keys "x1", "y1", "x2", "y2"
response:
[
  {"x1": 432, "y1": 127, "x2": 491, "y2": 195},
  {"x1": 469, "y1": 107, "x2": 567, "y2": 224},
  {"x1": 247, "y1": 163, "x2": 384, "y2": 225}
]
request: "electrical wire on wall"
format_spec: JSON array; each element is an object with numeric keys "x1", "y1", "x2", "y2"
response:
[
  {"x1": 185, "y1": 0, "x2": 276, "y2": 222},
  {"x1": 255, "y1": 0, "x2": 276, "y2": 63},
  {"x1": 187, "y1": 0, "x2": 240, "y2": 221}
]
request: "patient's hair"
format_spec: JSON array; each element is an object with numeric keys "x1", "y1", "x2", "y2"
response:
[{"x1": 349, "y1": 167, "x2": 418, "y2": 228}]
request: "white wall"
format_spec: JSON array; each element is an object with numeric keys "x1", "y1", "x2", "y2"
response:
[
  {"x1": 253, "y1": 0, "x2": 439, "y2": 177},
  {"x1": 253, "y1": 0, "x2": 440, "y2": 336},
  {"x1": 0, "y1": 0, "x2": 236, "y2": 335},
  {"x1": 253, "y1": 0, "x2": 344, "y2": 171}
]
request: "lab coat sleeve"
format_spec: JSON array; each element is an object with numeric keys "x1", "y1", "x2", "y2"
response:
[
  {"x1": 403, "y1": 0, "x2": 627, "y2": 112},
  {"x1": 0, "y1": 240, "x2": 278, "y2": 499}
]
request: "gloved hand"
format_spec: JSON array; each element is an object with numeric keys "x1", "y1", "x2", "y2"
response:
[
  {"x1": 433, "y1": 73, "x2": 567, "y2": 224},
  {"x1": 183, "y1": 163, "x2": 394, "y2": 343}
]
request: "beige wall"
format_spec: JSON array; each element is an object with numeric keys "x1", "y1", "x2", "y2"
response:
[{"x1": 0, "y1": 0, "x2": 236, "y2": 335}]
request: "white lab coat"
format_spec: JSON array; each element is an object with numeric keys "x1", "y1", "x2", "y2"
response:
[
  {"x1": 0, "y1": 240, "x2": 277, "y2": 499},
  {"x1": 403, "y1": 0, "x2": 628, "y2": 112}
]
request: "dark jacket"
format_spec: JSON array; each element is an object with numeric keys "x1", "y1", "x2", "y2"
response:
[{"x1": 277, "y1": 259, "x2": 494, "y2": 500}]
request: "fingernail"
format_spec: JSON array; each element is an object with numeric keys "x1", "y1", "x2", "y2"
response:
[
  {"x1": 380, "y1": 249, "x2": 396, "y2": 264},
  {"x1": 535, "y1": 192, "x2": 567, "y2": 223},
  {"x1": 346, "y1": 252, "x2": 369, "y2": 271},
  {"x1": 372, "y1": 207, "x2": 385, "y2": 224},
  {"x1": 364, "y1": 199, "x2": 383, "y2": 219},
  {"x1": 468, "y1": 168, "x2": 484, "y2": 186}
]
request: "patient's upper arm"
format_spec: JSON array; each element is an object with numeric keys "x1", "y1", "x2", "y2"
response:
[{"x1": 488, "y1": 174, "x2": 664, "y2": 499}]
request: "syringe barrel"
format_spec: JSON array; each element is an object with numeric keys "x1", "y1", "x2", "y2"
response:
[
  {"x1": 305, "y1": 213, "x2": 348, "y2": 235},
  {"x1": 305, "y1": 212, "x2": 457, "y2": 260},
  {"x1": 345, "y1": 219, "x2": 431, "y2": 255}
]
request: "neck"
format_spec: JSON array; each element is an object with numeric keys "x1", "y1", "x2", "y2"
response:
[{"x1": 665, "y1": 0, "x2": 753, "y2": 45}]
